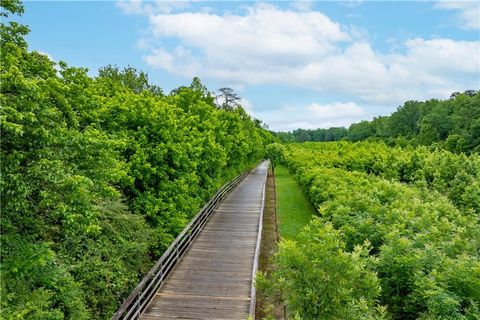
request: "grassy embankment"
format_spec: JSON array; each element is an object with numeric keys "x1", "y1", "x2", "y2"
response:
[
  {"x1": 275, "y1": 165, "x2": 316, "y2": 239},
  {"x1": 255, "y1": 164, "x2": 317, "y2": 318}
]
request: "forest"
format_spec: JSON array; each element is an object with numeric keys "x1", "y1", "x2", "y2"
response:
[
  {"x1": 276, "y1": 91, "x2": 480, "y2": 154},
  {"x1": 259, "y1": 141, "x2": 480, "y2": 319},
  {"x1": 0, "y1": 2, "x2": 272, "y2": 319},
  {"x1": 2, "y1": 1, "x2": 480, "y2": 320}
]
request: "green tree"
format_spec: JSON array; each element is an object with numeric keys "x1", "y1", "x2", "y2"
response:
[
  {"x1": 216, "y1": 87, "x2": 241, "y2": 110},
  {"x1": 98, "y1": 64, "x2": 163, "y2": 96},
  {"x1": 267, "y1": 221, "x2": 387, "y2": 320},
  {"x1": 265, "y1": 143, "x2": 285, "y2": 173},
  {"x1": 277, "y1": 142, "x2": 480, "y2": 319},
  {"x1": 1, "y1": 1, "x2": 273, "y2": 318},
  {"x1": 348, "y1": 120, "x2": 375, "y2": 141},
  {"x1": 387, "y1": 100, "x2": 423, "y2": 137}
]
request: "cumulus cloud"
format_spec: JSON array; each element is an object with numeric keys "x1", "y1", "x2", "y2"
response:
[
  {"x1": 143, "y1": 3, "x2": 351, "y2": 84},
  {"x1": 435, "y1": 1, "x2": 480, "y2": 30},
  {"x1": 306, "y1": 102, "x2": 364, "y2": 119},
  {"x1": 147, "y1": 3, "x2": 350, "y2": 60},
  {"x1": 142, "y1": 3, "x2": 479, "y2": 105},
  {"x1": 118, "y1": 1, "x2": 479, "y2": 124},
  {"x1": 144, "y1": 46, "x2": 199, "y2": 77},
  {"x1": 257, "y1": 102, "x2": 367, "y2": 131}
]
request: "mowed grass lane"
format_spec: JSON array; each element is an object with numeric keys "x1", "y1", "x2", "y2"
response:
[{"x1": 275, "y1": 165, "x2": 316, "y2": 240}]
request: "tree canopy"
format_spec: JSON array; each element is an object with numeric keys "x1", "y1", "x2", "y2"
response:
[
  {"x1": 0, "y1": 2, "x2": 273, "y2": 318},
  {"x1": 275, "y1": 91, "x2": 480, "y2": 154},
  {"x1": 260, "y1": 142, "x2": 480, "y2": 319},
  {"x1": 265, "y1": 143, "x2": 285, "y2": 168}
]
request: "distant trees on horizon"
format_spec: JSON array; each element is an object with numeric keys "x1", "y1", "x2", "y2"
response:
[{"x1": 275, "y1": 90, "x2": 480, "y2": 154}]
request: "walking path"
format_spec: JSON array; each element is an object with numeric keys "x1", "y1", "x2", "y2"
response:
[{"x1": 140, "y1": 161, "x2": 268, "y2": 320}]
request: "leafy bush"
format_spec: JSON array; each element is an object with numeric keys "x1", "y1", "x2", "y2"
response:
[
  {"x1": 1, "y1": 2, "x2": 273, "y2": 318},
  {"x1": 265, "y1": 142, "x2": 286, "y2": 168},
  {"x1": 266, "y1": 220, "x2": 388, "y2": 320},
  {"x1": 275, "y1": 92, "x2": 480, "y2": 154},
  {"x1": 263, "y1": 142, "x2": 480, "y2": 319}
]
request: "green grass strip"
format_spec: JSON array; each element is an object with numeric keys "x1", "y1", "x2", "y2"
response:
[{"x1": 275, "y1": 165, "x2": 316, "y2": 240}]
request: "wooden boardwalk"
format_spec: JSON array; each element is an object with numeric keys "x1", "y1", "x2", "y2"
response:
[{"x1": 140, "y1": 161, "x2": 268, "y2": 320}]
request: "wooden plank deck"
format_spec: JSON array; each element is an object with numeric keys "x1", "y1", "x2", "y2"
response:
[{"x1": 140, "y1": 161, "x2": 268, "y2": 320}]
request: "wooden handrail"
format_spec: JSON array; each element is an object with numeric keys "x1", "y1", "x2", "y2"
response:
[{"x1": 111, "y1": 169, "x2": 250, "y2": 320}]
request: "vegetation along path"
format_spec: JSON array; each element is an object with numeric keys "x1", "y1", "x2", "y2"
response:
[
  {"x1": 255, "y1": 167, "x2": 285, "y2": 319},
  {"x1": 275, "y1": 165, "x2": 316, "y2": 240},
  {"x1": 140, "y1": 161, "x2": 268, "y2": 320}
]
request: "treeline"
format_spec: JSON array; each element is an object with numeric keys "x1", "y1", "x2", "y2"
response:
[
  {"x1": 287, "y1": 141, "x2": 479, "y2": 214},
  {"x1": 259, "y1": 142, "x2": 480, "y2": 319},
  {"x1": 1, "y1": 2, "x2": 272, "y2": 319},
  {"x1": 276, "y1": 127, "x2": 348, "y2": 143},
  {"x1": 276, "y1": 91, "x2": 480, "y2": 154}
]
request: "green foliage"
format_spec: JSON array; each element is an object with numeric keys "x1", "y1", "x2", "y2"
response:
[
  {"x1": 276, "y1": 127, "x2": 348, "y2": 143},
  {"x1": 1, "y1": 3, "x2": 273, "y2": 319},
  {"x1": 265, "y1": 143, "x2": 285, "y2": 168},
  {"x1": 274, "y1": 93, "x2": 480, "y2": 154},
  {"x1": 98, "y1": 64, "x2": 163, "y2": 96},
  {"x1": 262, "y1": 221, "x2": 388, "y2": 320},
  {"x1": 285, "y1": 141, "x2": 480, "y2": 214},
  {"x1": 270, "y1": 142, "x2": 480, "y2": 319},
  {"x1": 347, "y1": 120, "x2": 376, "y2": 141},
  {"x1": 0, "y1": 0, "x2": 24, "y2": 17},
  {"x1": 1, "y1": 238, "x2": 89, "y2": 320},
  {"x1": 388, "y1": 100, "x2": 424, "y2": 137}
]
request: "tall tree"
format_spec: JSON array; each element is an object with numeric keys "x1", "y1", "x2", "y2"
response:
[
  {"x1": 98, "y1": 64, "x2": 163, "y2": 96},
  {"x1": 216, "y1": 87, "x2": 241, "y2": 110},
  {"x1": 387, "y1": 100, "x2": 423, "y2": 137},
  {"x1": 265, "y1": 143, "x2": 285, "y2": 174}
]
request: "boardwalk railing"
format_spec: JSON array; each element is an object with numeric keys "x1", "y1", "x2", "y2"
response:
[
  {"x1": 248, "y1": 161, "x2": 268, "y2": 317},
  {"x1": 111, "y1": 169, "x2": 250, "y2": 320}
]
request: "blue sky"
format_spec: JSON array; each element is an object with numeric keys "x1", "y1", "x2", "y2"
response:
[{"x1": 17, "y1": 1, "x2": 480, "y2": 131}]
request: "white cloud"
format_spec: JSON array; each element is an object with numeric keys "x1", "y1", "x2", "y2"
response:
[
  {"x1": 306, "y1": 102, "x2": 364, "y2": 119},
  {"x1": 148, "y1": 4, "x2": 350, "y2": 60},
  {"x1": 239, "y1": 97, "x2": 255, "y2": 116},
  {"x1": 125, "y1": 2, "x2": 478, "y2": 114},
  {"x1": 395, "y1": 38, "x2": 477, "y2": 75},
  {"x1": 144, "y1": 3, "x2": 351, "y2": 85},
  {"x1": 435, "y1": 1, "x2": 480, "y2": 30},
  {"x1": 145, "y1": 5, "x2": 480, "y2": 104},
  {"x1": 258, "y1": 102, "x2": 367, "y2": 131}
]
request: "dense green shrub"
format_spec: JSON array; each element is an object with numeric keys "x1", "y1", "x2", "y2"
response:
[
  {"x1": 275, "y1": 93, "x2": 480, "y2": 154},
  {"x1": 267, "y1": 221, "x2": 388, "y2": 320},
  {"x1": 265, "y1": 142, "x2": 286, "y2": 169},
  {"x1": 1, "y1": 2, "x2": 272, "y2": 318},
  {"x1": 261, "y1": 142, "x2": 479, "y2": 319},
  {"x1": 285, "y1": 142, "x2": 480, "y2": 214}
]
